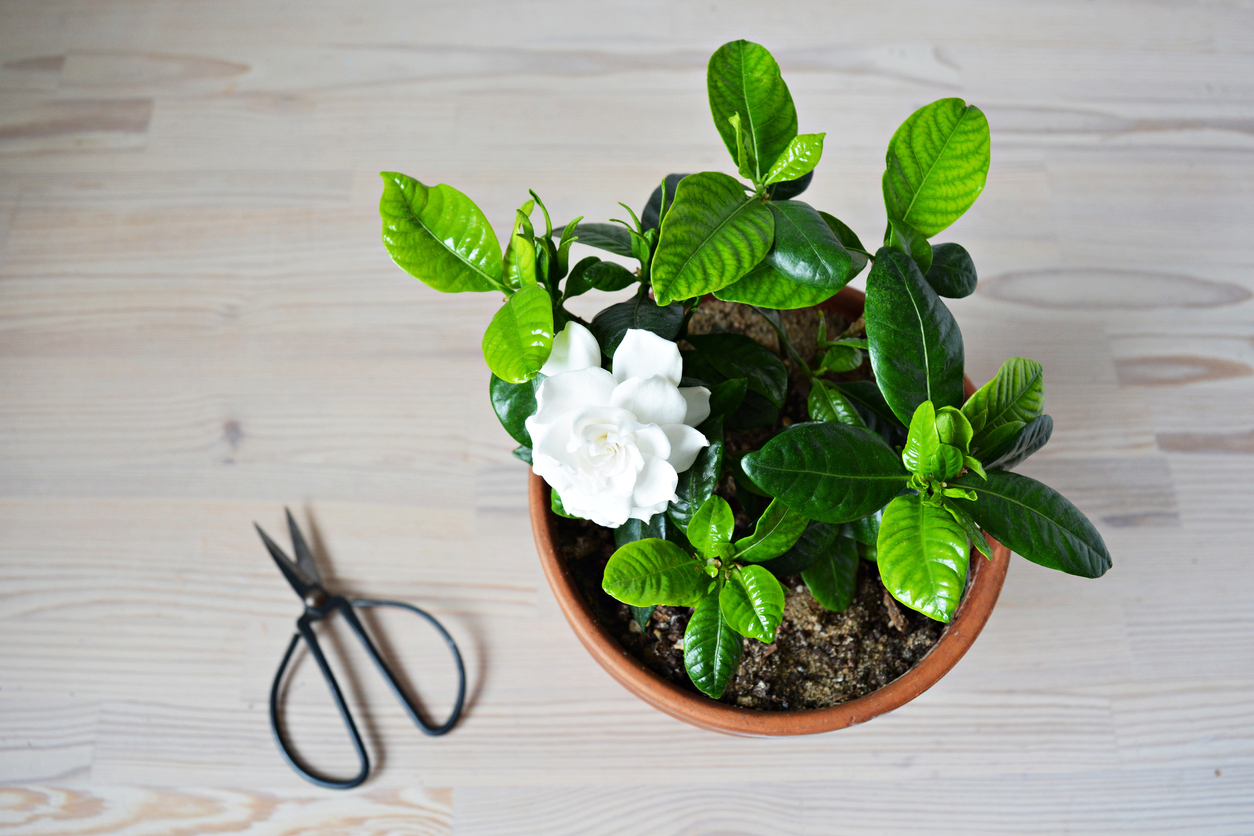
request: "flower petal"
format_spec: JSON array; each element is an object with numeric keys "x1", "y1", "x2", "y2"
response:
[
  {"x1": 631, "y1": 456, "x2": 678, "y2": 509},
  {"x1": 539, "y1": 321, "x2": 602, "y2": 376},
  {"x1": 563, "y1": 488, "x2": 631, "y2": 528},
  {"x1": 612, "y1": 329, "x2": 683, "y2": 386},
  {"x1": 531, "y1": 366, "x2": 616, "y2": 425},
  {"x1": 679, "y1": 386, "x2": 711, "y2": 427},
  {"x1": 629, "y1": 499, "x2": 670, "y2": 522},
  {"x1": 630, "y1": 424, "x2": 672, "y2": 462},
  {"x1": 661, "y1": 423, "x2": 709, "y2": 473},
  {"x1": 610, "y1": 376, "x2": 688, "y2": 426}
]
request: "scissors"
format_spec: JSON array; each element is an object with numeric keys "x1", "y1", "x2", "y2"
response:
[{"x1": 256, "y1": 509, "x2": 465, "y2": 789}]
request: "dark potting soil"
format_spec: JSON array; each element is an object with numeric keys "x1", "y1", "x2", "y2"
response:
[{"x1": 555, "y1": 299, "x2": 944, "y2": 710}]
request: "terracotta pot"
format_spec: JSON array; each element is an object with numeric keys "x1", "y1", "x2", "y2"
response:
[{"x1": 528, "y1": 286, "x2": 1011, "y2": 736}]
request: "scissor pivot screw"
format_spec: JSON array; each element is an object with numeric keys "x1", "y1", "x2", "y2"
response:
[{"x1": 304, "y1": 590, "x2": 327, "y2": 609}]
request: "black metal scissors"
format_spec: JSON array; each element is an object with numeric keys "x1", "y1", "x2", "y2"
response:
[{"x1": 256, "y1": 510, "x2": 465, "y2": 789}]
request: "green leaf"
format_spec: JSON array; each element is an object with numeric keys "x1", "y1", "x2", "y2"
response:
[
  {"x1": 808, "y1": 379, "x2": 867, "y2": 428},
  {"x1": 962, "y1": 356, "x2": 1045, "y2": 441},
  {"x1": 481, "y1": 284, "x2": 554, "y2": 383},
  {"x1": 685, "y1": 333, "x2": 787, "y2": 407},
  {"x1": 887, "y1": 217, "x2": 933, "y2": 274},
  {"x1": 615, "y1": 511, "x2": 683, "y2": 549},
  {"x1": 925, "y1": 242, "x2": 977, "y2": 298},
  {"x1": 843, "y1": 509, "x2": 882, "y2": 546},
  {"x1": 379, "y1": 173, "x2": 503, "y2": 293},
  {"x1": 801, "y1": 535, "x2": 859, "y2": 612},
  {"x1": 760, "y1": 520, "x2": 841, "y2": 576},
  {"x1": 882, "y1": 98, "x2": 991, "y2": 237},
  {"x1": 642, "y1": 174, "x2": 690, "y2": 233},
  {"x1": 877, "y1": 493, "x2": 971, "y2": 622},
  {"x1": 742, "y1": 422, "x2": 911, "y2": 524},
  {"x1": 963, "y1": 455, "x2": 987, "y2": 480},
  {"x1": 734, "y1": 498, "x2": 809, "y2": 563},
  {"x1": 713, "y1": 261, "x2": 838, "y2": 310},
  {"x1": 935, "y1": 406, "x2": 973, "y2": 455},
  {"x1": 901, "y1": 401, "x2": 940, "y2": 475},
  {"x1": 865, "y1": 247, "x2": 966, "y2": 423},
  {"x1": 560, "y1": 222, "x2": 634, "y2": 258},
  {"x1": 689, "y1": 495, "x2": 735, "y2": 555},
  {"x1": 707, "y1": 378, "x2": 748, "y2": 418},
  {"x1": 817, "y1": 344, "x2": 863, "y2": 374},
  {"x1": 726, "y1": 391, "x2": 779, "y2": 430},
  {"x1": 719, "y1": 565, "x2": 786, "y2": 642},
  {"x1": 763, "y1": 200, "x2": 853, "y2": 290},
  {"x1": 512, "y1": 445, "x2": 532, "y2": 464},
  {"x1": 947, "y1": 502, "x2": 991, "y2": 559},
  {"x1": 603, "y1": 538, "x2": 706, "y2": 607},
  {"x1": 669, "y1": 417, "x2": 724, "y2": 531},
  {"x1": 588, "y1": 294, "x2": 684, "y2": 357},
  {"x1": 684, "y1": 593, "x2": 743, "y2": 698},
  {"x1": 766, "y1": 170, "x2": 813, "y2": 201},
  {"x1": 630, "y1": 605, "x2": 656, "y2": 632},
  {"x1": 942, "y1": 485, "x2": 977, "y2": 501},
  {"x1": 652, "y1": 172, "x2": 775, "y2": 305},
  {"x1": 930, "y1": 443, "x2": 964, "y2": 480},
  {"x1": 489, "y1": 374, "x2": 542, "y2": 446},
  {"x1": 503, "y1": 200, "x2": 537, "y2": 289},
  {"x1": 819, "y1": 211, "x2": 869, "y2": 278},
  {"x1": 565, "y1": 259, "x2": 637, "y2": 299},
  {"x1": 973, "y1": 420, "x2": 1025, "y2": 461},
  {"x1": 728, "y1": 112, "x2": 756, "y2": 182},
  {"x1": 707, "y1": 40, "x2": 798, "y2": 181},
  {"x1": 985, "y1": 414, "x2": 1054, "y2": 471},
  {"x1": 561, "y1": 256, "x2": 601, "y2": 299},
  {"x1": 765, "y1": 133, "x2": 825, "y2": 185},
  {"x1": 952, "y1": 470, "x2": 1111, "y2": 578},
  {"x1": 551, "y1": 489, "x2": 578, "y2": 519},
  {"x1": 832, "y1": 381, "x2": 906, "y2": 438}
]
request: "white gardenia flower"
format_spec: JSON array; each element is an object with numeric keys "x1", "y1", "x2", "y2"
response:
[{"x1": 526, "y1": 322, "x2": 711, "y2": 528}]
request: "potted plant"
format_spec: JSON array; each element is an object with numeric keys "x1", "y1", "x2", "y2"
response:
[{"x1": 379, "y1": 40, "x2": 1111, "y2": 734}]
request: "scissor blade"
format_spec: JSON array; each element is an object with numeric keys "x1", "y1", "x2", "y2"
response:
[
  {"x1": 255, "y1": 522, "x2": 316, "y2": 599},
  {"x1": 285, "y1": 508, "x2": 322, "y2": 587}
]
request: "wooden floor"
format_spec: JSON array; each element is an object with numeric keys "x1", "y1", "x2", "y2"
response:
[{"x1": 2, "y1": 1, "x2": 1252, "y2": 832}]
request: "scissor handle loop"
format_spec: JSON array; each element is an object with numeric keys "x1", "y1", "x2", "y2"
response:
[{"x1": 269, "y1": 596, "x2": 465, "y2": 790}]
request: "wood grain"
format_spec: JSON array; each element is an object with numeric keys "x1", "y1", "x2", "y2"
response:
[{"x1": 1, "y1": 0, "x2": 1252, "y2": 831}]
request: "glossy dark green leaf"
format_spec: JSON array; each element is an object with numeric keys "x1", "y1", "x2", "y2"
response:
[
  {"x1": 669, "y1": 417, "x2": 724, "y2": 531},
  {"x1": 817, "y1": 344, "x2": 863, "y2": 374},
  {"x1": 560, "y1": 222, "x2": 634, "y2": 258},
  {"x1": 707, "y1": 378, "x2": 748, "y2": 418},
  {"x1": 379, "y1": 173, "x2": 503, "y2": 293},
  {"x1": 734, "y1": 498, "x2": 809, "y2": 563},
  {"x1": 801, "y1": 534, "x2": 859, "y2": 612},
  {"x1": 481, "y1": 284, "x2": 554, "y2": 383},
  {"x1": 684, "y1": 593, "x2": 743, "y2": 698},
  {"x1": 707, "y1": 40, "x2": 798, "y2": 181},
  {"x1": 887, "y1": 217, "x2": 933, "y2": 274},
  {"x1": 818, "y1": 211, "x2": 869, "y2": 278},
  {"x1": 764, "y1": 200, "x2": 853, "y2": 290},
  {"x1": 984, "y1": 414, "x2": 1054, "y2": 471},
  {"x1": 901, "y1": 401, "x2": 940, "y2": 475},
  {"x1": 588, "y1": 294, "x2": 684, "y2": 357},
  {"x1": 843, "y1": 509, "x2": 882, "y2": 547},
  {"x1": 832, "y1": 381, "x2": 906, "y2": 439},
  {"x1": 642, "y1": 173, "x2": 690, "y2": 233},
  {"x1": 713, "y1": 261, "x2": 838, "y2": 310},
  {"x1": 719, "y1": 564, "x2": 786, "y2": 642},
  {"x1": 688, "y1": 495, "x2": 735, "y2": 555},
  {"x1": 765, "y1": 133, "x2": 825, "y2": 185},
  {"x1": 561, "y1": 256, "x2": 600, "y2": 299},
  {"x1": 512, "y1": 445, "x2": 532, "y2": 464},
  {"x1": 726, "y1": 390, "x2": 779, "y2": 430},
  {"x1": 489, "y1": 373, "x2": 542, "y2": 446},
  {"x1": 603, "y1": 538, "x2": 706, "y2": 607},
  {"x1": 952, "y1": 470, "x2": 1111, "y2": 578},
  {"x1": 742, "y1": 422, "x2": 910, "y2": 524},
  {"x1": 808, "y1": 379, "x2": 867, "y2": 428},
  {"x1": 630, "y1": 605, "x2": 656, "y2": 632},
  {"x1": 652, "y1": 172, "x2": 775, "y2": 305},
  {"x1": 882, "y1": 98, "x2": 991, "y2": 237},
  {"x1": 962, "y1": 356, "x2": 1045, "y2": 439},
  {"x1": 685, "y1": 333, "x2": 787, "y2": 407},
  {"x1": 761, "y1": 520, "x2": 840, "y2": 576},
  {"x1": 615, "y1": 511, "x2": 684, "y2": 549},
  {"x1": 925, "y1": 242, "x2": 977, "y2": 298},
  {"x1": 865, "y1": 247, "x2": 965, "y2": 423},
  {"x1": 877, "y1": 493, "x2": 970, "y2": 622},
  {"x1": 766, "y1": 170, "x2": 812, "y2": 201},
  {"x1": 946, "y1": 503, "x2": 991, "y2": 559}
]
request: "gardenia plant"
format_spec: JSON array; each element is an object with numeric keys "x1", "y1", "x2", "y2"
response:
[{"x1": 380, "y1": 39, "x2": 1112, "y2": 700}]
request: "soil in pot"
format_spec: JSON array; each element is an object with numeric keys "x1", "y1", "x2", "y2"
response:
[{"x1": 554, "y1": 300, "x2": 945, "y2": 711}]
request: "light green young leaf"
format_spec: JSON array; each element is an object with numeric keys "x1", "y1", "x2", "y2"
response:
[
  {"x1": 480, "y1": 284, "x2": 554, "y2": 383},
  {"x1": 882, "y1": 98, "x2": 991, "y2": 237},
  {"x1": 963, "y1": 455, "x2": 988, "y2": 480},
  {"x1": 602, "y1": 538, "x2": 706, "y2": 607},
  {"x1": 983, "y1": 414, "x2": 1054, "y2": 471},
  {"x1": 901, "y1": 401, "x2": 940, "y2": 475},
  {"x1": 688, "y1": 495, "x2": 735, "y2": 556},
  {"x1": 801, "y1": 534, "x2": 859, "y2": 612},
  {"x1": 551, "y1": 490, "x2": 578, "y2": 519},
  {"x1": 962, "y1": 356, "x2": 1045, "y2": 437},
  {"x1": 930, "y1": 443, "x2": 964, "y2": 480},
  {"x1": 379, "y1": 173, "x2": 503, "y2": 293},
  {"x1": 734, "y1": 497, "x2": 809, "y2": 563},
  {"x1": 652, "y1": 172, "x2": 775, "y2": 305},
  {"x1": 719, "y1": 564, "x2": 786, "y2": 642},
  {"x1": 707, "y1": 40, "x2": 798, "y2": 181},
  {"x1": 877, "y1": 493, "x2": 971, "y2": 623},
  {"x1": 728, "y1": 113, "x2": 755, "y2": 182},
  {"x1": 713, "y1": 261, "x2": 839, "y2": 309},
  {"x1": 946, "y1": 502, "x2": 991, "y2": 559},
  {"x1": 935, "y1": 406, "x2": 973, "y2": 455},
  {"x1": 502, "y1": 200, "x2": 537, "y2": 289},
  {"x1": 684, "y1": 593, "x2": 743, "y2": 699},
  {"x1": 765, "y1": 133, "x2": 826, "y2": 185}
]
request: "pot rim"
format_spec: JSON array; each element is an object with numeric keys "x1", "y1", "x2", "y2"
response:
[{"x1": 528, "y1": 286, "x2": 1011, "y2": 736}]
